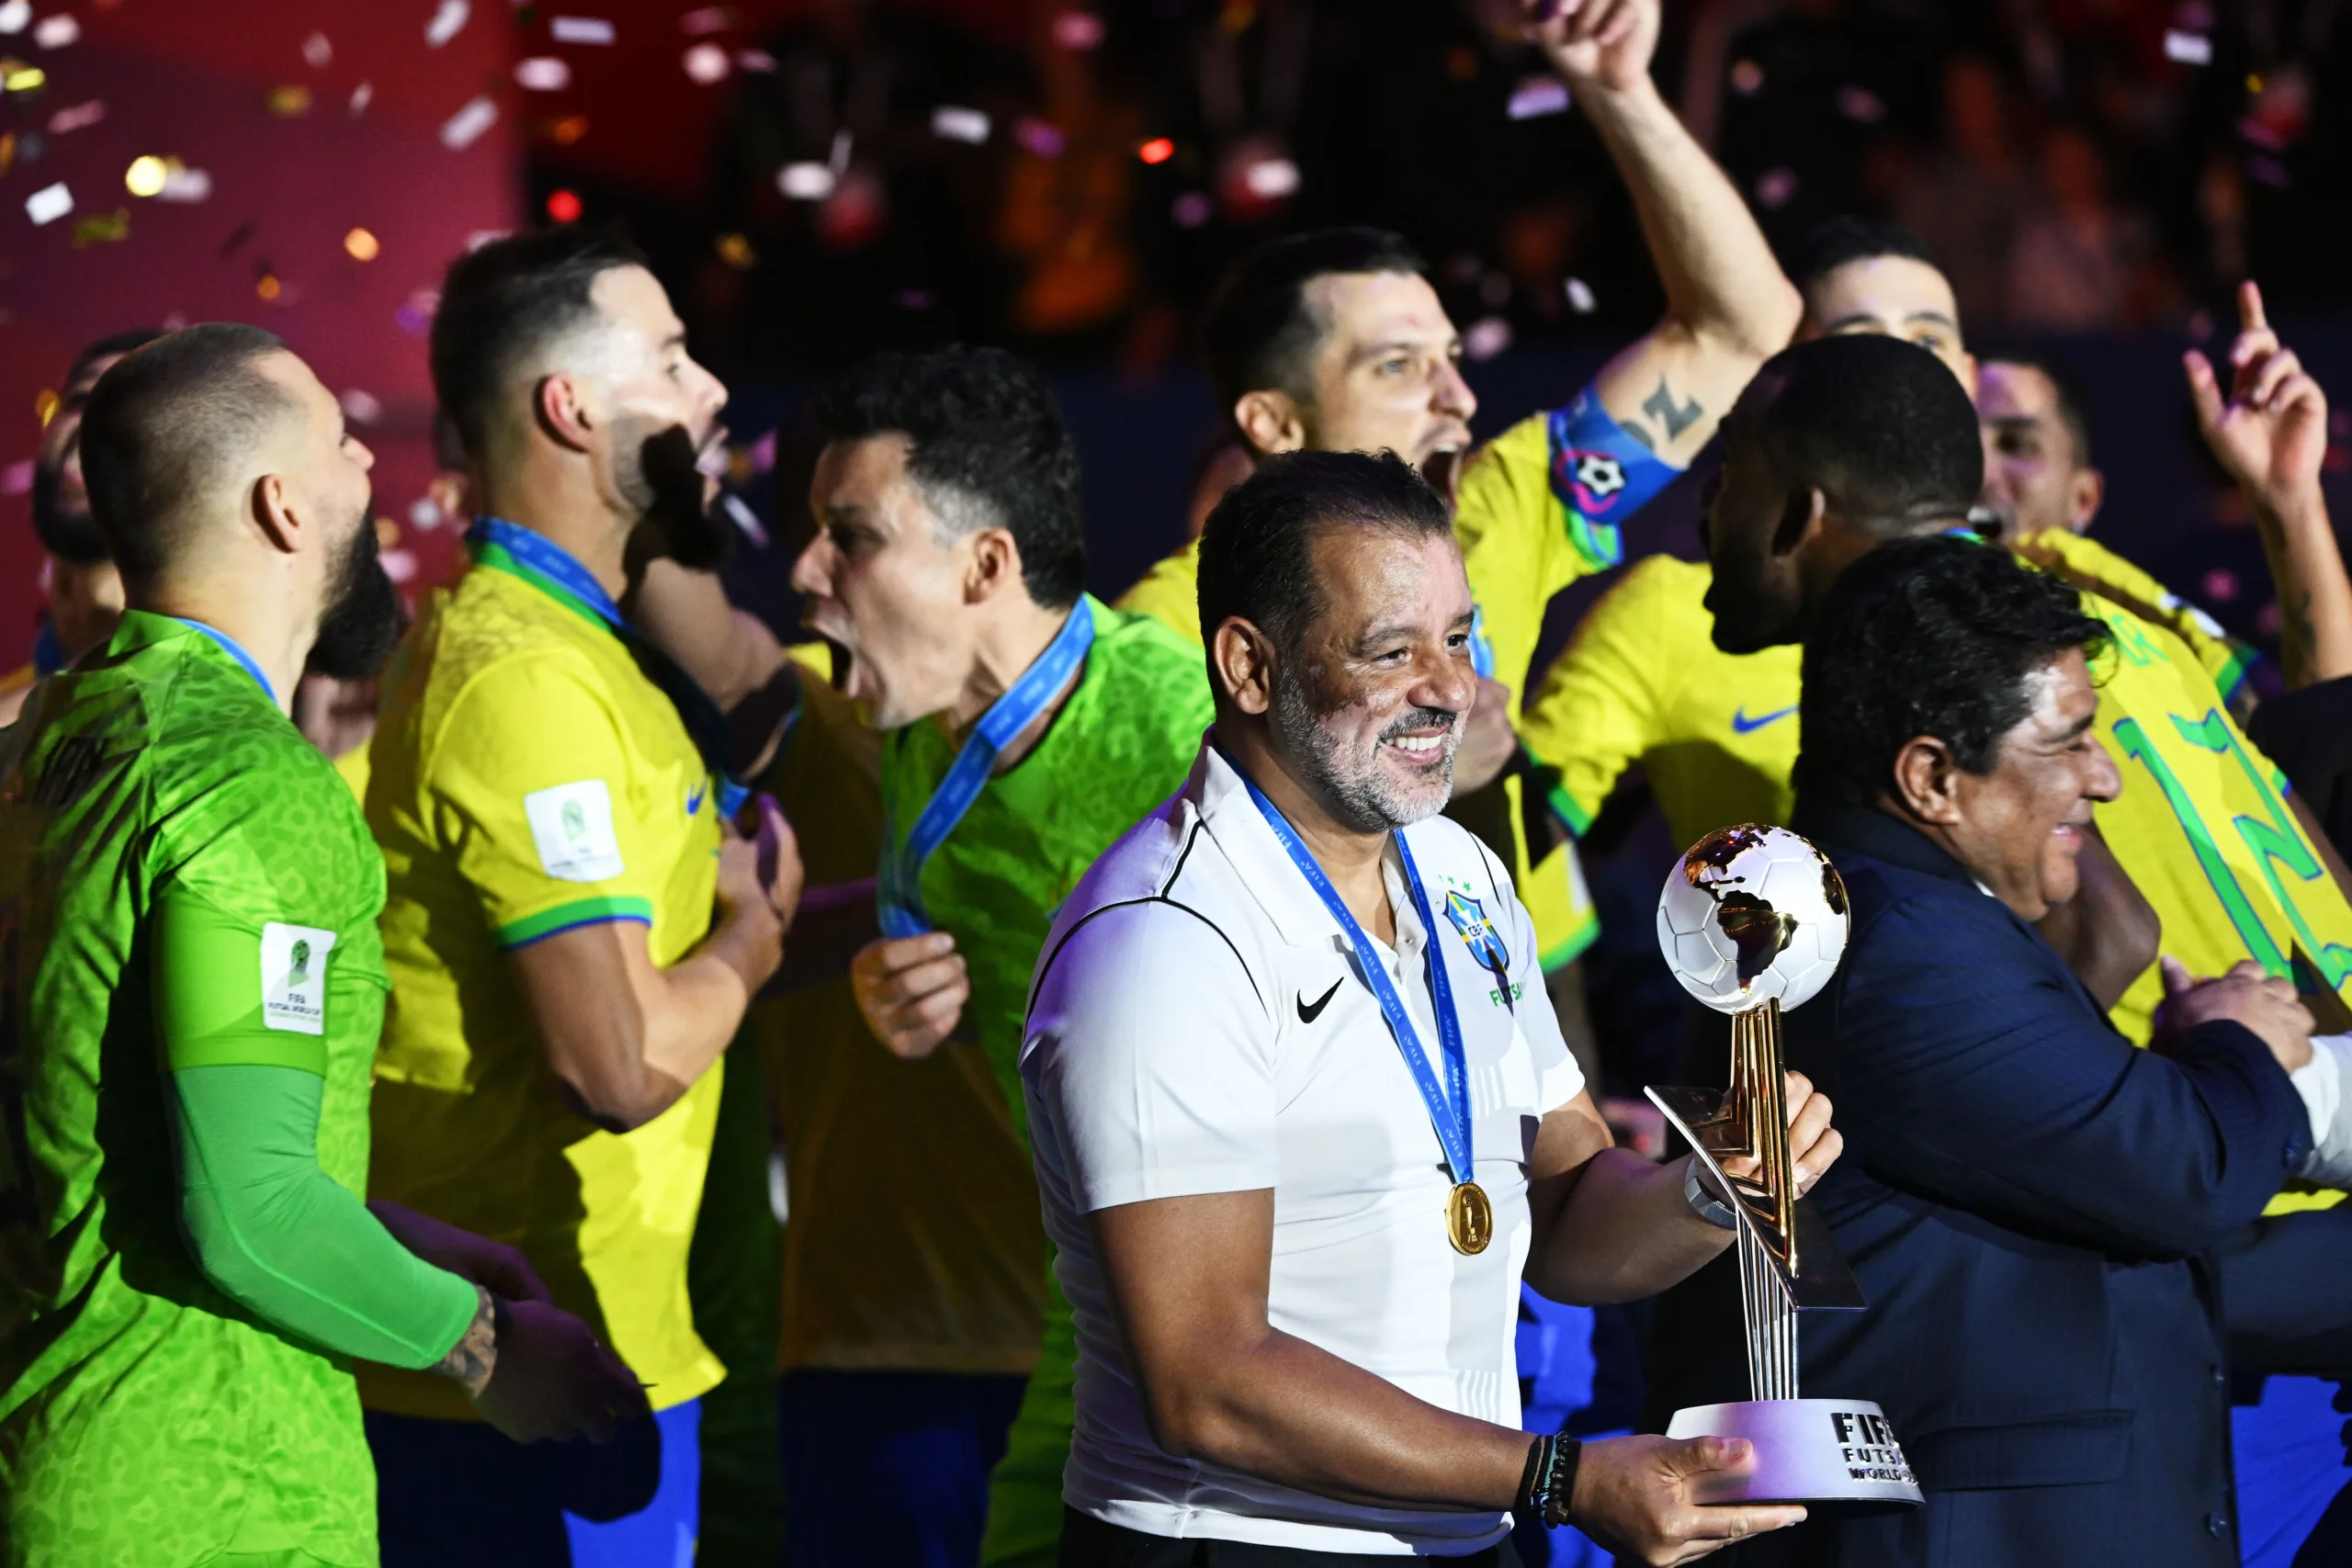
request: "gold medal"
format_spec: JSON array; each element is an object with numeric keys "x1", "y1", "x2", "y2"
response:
[{"x1": 1447, "y1": 1180, "x2": 1493, "y2": 1255}]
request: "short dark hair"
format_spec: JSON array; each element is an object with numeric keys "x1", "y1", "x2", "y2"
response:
[
  {"x1": 1795, "y1": 535, "x2": 2109, "y2": 807},
  {"x1": 430, "y1": 226, "x2": 651, "y2": 461},
  {"x1": 1788, "y1": 216, "x2": 1945, "y2": 297},
  {"x1": 1744, "y1": 334, "x2": 1983, "y2": 534},
  {"x1": 813, "y1": 345, "x2": 1086, "y2": 609},
  {"x1": 67, "y1": 326, "x2": 169, "y2": 389},
  {"x1": 1196, "y1": 448, "x2": 1452, "y2": 699},
  {"x1": 1975, "y1": 344, "x2": 2096, "y2": 468},
  {"x1": 81, "y1": 322, "x2": 294, "y2": 587},
  {"x1": 1198, "y1": 227, "x2": 1426, "y2": 423}
]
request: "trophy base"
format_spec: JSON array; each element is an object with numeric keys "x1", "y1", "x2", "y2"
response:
[{"x1": 1666, "y1": 1398, "x2": 1923, "y2": 1507}]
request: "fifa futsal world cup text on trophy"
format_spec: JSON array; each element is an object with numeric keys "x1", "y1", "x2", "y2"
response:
[{"x1": 1650, "y1": 824, "x2": 1923, "y2": 1508}]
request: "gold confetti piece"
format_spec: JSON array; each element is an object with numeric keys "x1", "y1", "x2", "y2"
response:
[
  {"x1": 72, "y1": 208, "x2": 129, "y2": 248},
  {"x1": 547, "y1": 114, "x2": 588, "y2": 144},
  {"x1": 5, "y1": 62, "x2": 45, "y2": 92},
  {"x1": 124, "y1": 153, "x2": 166, "y2": 196},
  {"x1": 0, "y1": 131, "x2": 17, "y2": 176},
  {"x1": 345, "y1": 226, "x2": 379, "y2": 261},
  {"x1": 716, "y1": 231, "x2": 754, "y2": 268},
  {"x1": 267, "y1": 84, "x2": 312, "y2": 117},
  {"x1": 255, "y1": 274, "x2": 281, "y2": 301},
  {"x1": 34, "y1": 387, "x2": 59, "y2": 426}
]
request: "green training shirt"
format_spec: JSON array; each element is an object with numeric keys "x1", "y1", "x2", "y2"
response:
[
  {"x1": 880, "y1": 597, "x2": 1216, "y2": 1142},
  {"x1": 0, "y1": 613, "x2": 407, "y2": 1567}
]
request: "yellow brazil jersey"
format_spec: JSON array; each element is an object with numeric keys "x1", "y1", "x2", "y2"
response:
[
  {"x1": 2013, "y1": 526, "x2": 2259, "y2": 708},
  {"x1": 358, "y1": 525, "x2": 729, "y2": 1419},
  {"x1": 1524, "y1": 551, "x2": 2344, "y2": 1213},
  {"x1": 1113, "y1": 395, "x2": 1661, "y2": 971}
]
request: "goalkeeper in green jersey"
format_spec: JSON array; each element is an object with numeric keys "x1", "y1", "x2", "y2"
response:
[{"x1": 0, "y1": 324, "x2": 645, "y2": 1568}]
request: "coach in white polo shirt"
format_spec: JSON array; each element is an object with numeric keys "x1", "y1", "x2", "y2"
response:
[{"x1": 1019, "y1": 450, "x2": 1843, "y2": 1567}]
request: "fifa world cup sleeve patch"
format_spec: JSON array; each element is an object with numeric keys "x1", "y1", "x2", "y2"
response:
[
  {"x1": 261, "y1": 921, "x2": 338, "y2": 1035},
  {"x1": 525, "y1": 778, "x2": 626, "y2": 883},
  {"x1": 1546, "y1": 387, "x2": 1681, "y2": 573}
]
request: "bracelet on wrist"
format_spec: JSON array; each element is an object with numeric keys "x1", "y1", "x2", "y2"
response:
[
  {"x1": 1683, "y1": 1157, "x2": 1739, "y2": 1230},
  {"x1": 1519, "y1": 1432, "x2": 1583, "y2": 1528}
]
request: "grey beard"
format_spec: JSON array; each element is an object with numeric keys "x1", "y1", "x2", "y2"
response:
[{"x1": 1269, "y1": 670, "x2": 1453, "y2": 834}]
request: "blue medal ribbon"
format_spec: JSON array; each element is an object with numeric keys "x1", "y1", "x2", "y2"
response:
[
  {"x1": 468, "y1": 517, "x2": 751, "y2": 818},
  {"x1": 877, "y1": 599, "x2": 1097, "y2": 939},
  {"x1": 1230, "y1": 759, "x2": 1474, "y2": 1188}
]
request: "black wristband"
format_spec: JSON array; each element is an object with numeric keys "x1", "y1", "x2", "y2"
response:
[
  {"x1": 1518, "y1": 1434, "x2": 1553, "y2": 1515},
  {"x1": 1543, "y1": 1437, "x2": 1582, "y2": 1529}
]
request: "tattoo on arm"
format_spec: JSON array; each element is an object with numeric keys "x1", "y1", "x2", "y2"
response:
[
  {"x1": 1622, "y1": 418, "x2": 1657, "y2": 453},
  {"x1": 1643, "y1": 378, "x2": 1704, "y2": 443},
  {"x1": 434, "y1": 1284, "x2": 499, "y2": 1397}
]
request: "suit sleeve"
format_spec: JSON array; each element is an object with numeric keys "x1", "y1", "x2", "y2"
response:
[{"x1": 1830, "y1": 895, "x2": 2312, "y2": 1258}]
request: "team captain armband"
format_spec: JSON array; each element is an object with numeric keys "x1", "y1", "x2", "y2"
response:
[{"x1": 1547, "y1": 388, "x2": 1680, "y2": 573}]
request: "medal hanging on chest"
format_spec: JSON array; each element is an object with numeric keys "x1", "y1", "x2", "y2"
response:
[{"x1": 1231, "y1": 758, "x2": 1491, "y2": 1256}]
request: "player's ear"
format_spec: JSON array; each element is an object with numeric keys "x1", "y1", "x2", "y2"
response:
[
  {"x1": 964, "y1": 527, "x2": 1025, "y2": 606},
  {"x1": 2069, "y1": 468, "x2": 2104, "y2": 533},
  {"x1": 1210, "y1": 617, "x2": 1278, "y2": 716},
  {"x1": 1234, "y1": 390, "x2": 1306, "y2": 457},
  {"x1": 1888, "y1": 735, "x2": 1963, "y2": 826},
  {"x1": 250, "y1": 471, "x2": 300, "y2": 555},
  {"x1": 1770, "y1": 487, "x2": 1827, "y2": 558},
  {"x1": 533, "y1": 372, "x2": 596, "y2": 454}
]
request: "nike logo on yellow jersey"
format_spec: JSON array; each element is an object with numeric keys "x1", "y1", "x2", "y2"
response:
[{"x1": 1730, "y1": 704, "x2": 1800, "y2": 735}]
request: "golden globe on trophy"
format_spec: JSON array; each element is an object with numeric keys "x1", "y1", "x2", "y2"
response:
[{"x1": 1649, "y1": 824, "x2": 1923, "y2": 1508}]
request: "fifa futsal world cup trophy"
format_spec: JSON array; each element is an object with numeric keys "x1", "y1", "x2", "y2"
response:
[{"x1": 1649, "y1": 824, "x2": 1922, "y2": 1508}]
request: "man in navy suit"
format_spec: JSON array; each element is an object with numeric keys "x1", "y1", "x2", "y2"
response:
[{"x1": 1652, "y1": 532, "x2": 2325, "y2": 1565}]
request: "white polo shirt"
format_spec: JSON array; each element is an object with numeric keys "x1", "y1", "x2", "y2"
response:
[{"x1": 1019, "y1": 742, "x2": 1585, "y2": 1555}]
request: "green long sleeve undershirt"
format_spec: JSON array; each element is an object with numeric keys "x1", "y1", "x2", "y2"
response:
[{"x1": 157, "y1": 887, "x2": 481, "y2": 1371}]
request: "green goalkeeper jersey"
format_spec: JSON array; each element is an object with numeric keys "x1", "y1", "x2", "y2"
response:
[{"x1": 0, "y1": 612, "x2": 393, "y2": 1566}]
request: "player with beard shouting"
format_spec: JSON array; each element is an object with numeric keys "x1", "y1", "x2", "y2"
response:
[
  {"x1": 0, "y1": 324, "x2": 644, "y2": 1568},
  {"x1": 357, "y1": 231, "x2": 805, "y2": 1564}
]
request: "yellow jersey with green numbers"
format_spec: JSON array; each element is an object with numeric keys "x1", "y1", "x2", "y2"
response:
[
  {"x1": 1523, "y1": 550, "x2": 2346, "y2": 1213},
  {"x1": 2013, "y1": 526, "x2": 2259, "y2": 707},
  {"x1": 1115, "y1": 390, "x2": 1668, "y2": 973},
  {"x1": 358, "y1": 532, "x2": 729, "y2": 1419}
]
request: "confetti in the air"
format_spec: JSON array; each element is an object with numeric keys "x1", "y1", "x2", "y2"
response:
[
  {"x1": 72, "y1": 208, "x2": 128, "y2": 247},
  {"x1": 1755, "y1": 166, "x2": 1799, "y2": 209},
  {"x1": 1464, "y1": 316, "x2": 1512, "y2": 361},
  {"x1": 31, "y1": 12, "x2": 75, "y2": 48},
  {"x1": 409, "y1": 496, "x2": 443, "y2": 530},
  {"x1": 395, "y1": 288, "x2": 439, "y2": 337},
  {"x1": 1170, "y1": 190, "x2": 1212, "y2": 228},
  {"x1": 157, "y1": 165, "x2": 210, "y2": 202},
  {"x1": 1051, "y1": 11, "x2": 1103, "y2": 50},
  {"x1": 1014, "y1": 117, "x2": 1065, "y2": 157},
  {"x1": 267, "y1": 85, "x2": 312, "y2": 117},
  {"x1": 545, "y1": 187, "x2": 582, "y2": 221},
  {"x1": 716, "y1": 231, "x2": 754, "y2": 267},
  {"x1": 1242, "y1": 156, "x2": 1298, "y2": 197},
  {"x1": 1137, "y1": 136, "x2": 1174, "y2": 164},
  {"x1": 3, "y1": 63, "x2": 42, "y2": 92},
  {"x1": 722, "y1": 493, "x2": 769, "y2": 548},
  {"x1": 425, "y1": 1, "x2": 469, "y2": 49},
  {"x1": 931, "y1": 106, "x2": 989, "y2": 144},
  {"x1": 339, "y1": 389, "x2": 384, "y2": 424},
  {"x1": 0, "y1": 459, "x2": 30, "y2": 495},
  {"x1": 2164, "y1": 30, "x2": 2212, "y2": 65},
  {"x1": 345, "y1": 226, "x2": 379, "y2": 260},
  {"x1": 24, "y1": 179, "x2": 70, "y2": 224},
  {"x1": 550, "y1": 16, "x2": 614, "y2": 45},
  {"x1": 682, "y1": 42, "x2": 729, "y2": 84},
  {"x1": 1508, "y1": 77, "x2": 1570, "y2": 119},
  {"x1": 1836, "y1": 85, "x2": 1884, "y2": 122},
  {"x1": 1565, "y1": 276, "x2": 1597, "y2": 313},
  {"x1": 679, "y1": 6, "x2": 728, "y2": 35},
  {"x1": 302, "y1": 31, "x2": 331, "y2": 68},
  {"x1": 349, "y1": 81, "x2": 372, "y2": 116},
  {"x1": 736, "y1": 49, "x2": 775, "y2": 72},
  {"x1": 124, "y1": 154, "x2": 165, "y2": 196},
  {"x1": 777, "y1": 162, "x2": 834, "y2": 199},
  {"x1": 0, "y1": 3, "x2": 25, "y2": 35},
  {"x1": 441, "y1": 96, "x2": 498, "y2": 150},
  {"x1": 515, "y1": 56, "x2": 571, "y2": 91},
  {"x1": 47, "y1": 99, "x2": 101, "y2": 134}
]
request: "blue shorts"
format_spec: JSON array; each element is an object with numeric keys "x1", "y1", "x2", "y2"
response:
[
  {"x1": 777, "y1": 1368, "x2": 1027, "y2": 1568},
  {"x1": 366, "y1": 1400, "x2": 700, "y2": 1568},
  {"x1": 2233, "y1": 1375, "x2": 2350, "y2": 1568}
]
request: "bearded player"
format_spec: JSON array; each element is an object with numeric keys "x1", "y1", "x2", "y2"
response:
[{"x1": 0, "y1": 325, "x2": 643, "y2": 1567}]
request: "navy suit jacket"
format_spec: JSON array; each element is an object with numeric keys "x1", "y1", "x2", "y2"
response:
[{"x1": 1645, "y1": 799, "x2": 2315, "y2": 1568}]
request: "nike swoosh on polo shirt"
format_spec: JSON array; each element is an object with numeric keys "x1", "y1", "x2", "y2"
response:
[{"x1": 1296, "y1": 979, "x2": 1343, "y2": 1024}]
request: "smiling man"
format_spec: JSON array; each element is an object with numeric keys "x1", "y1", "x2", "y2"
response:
[
  {"x1": 787, "y1": 345, "x2": 1216, "y2": 1566},
  {"x1": 360, "y1": 229, "x2": 803, "y2": 1564},
  {"x1": 1023, "y1": 450, "x2": 1841, "y2": 1565},
  {"x1": 1645, "y1": 536, "x2": 2319, "y2": 1566}
]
